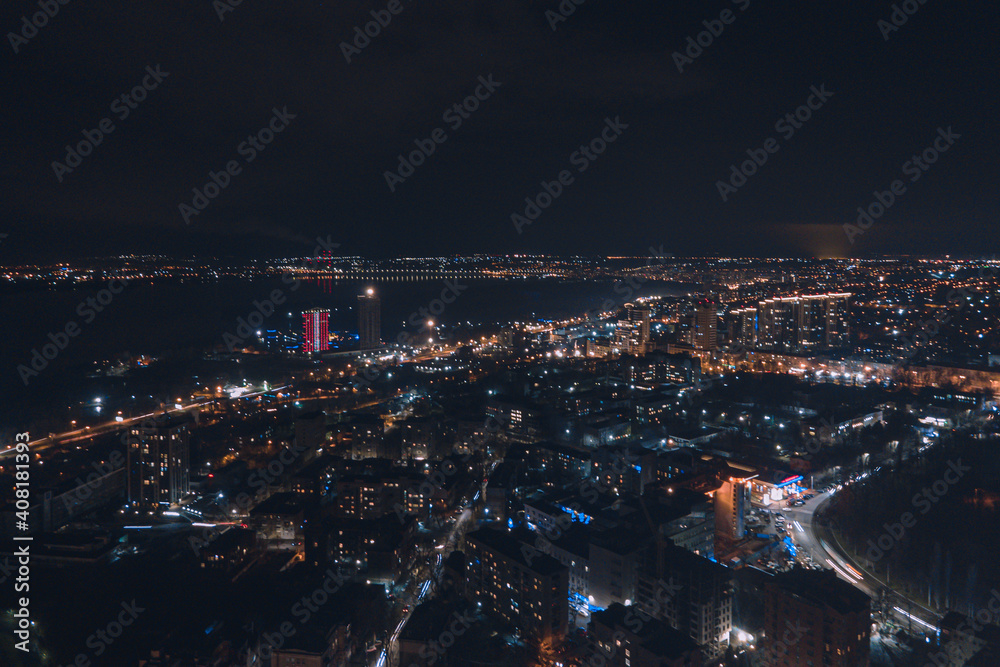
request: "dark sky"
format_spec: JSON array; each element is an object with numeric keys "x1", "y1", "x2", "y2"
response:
[{"x1": 4, "y1": 0, "x2": 999, "y2": 261}]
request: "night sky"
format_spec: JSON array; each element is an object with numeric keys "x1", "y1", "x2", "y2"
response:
[{"x1": 4, "y1": 0, "x2": 999, "y2": 261}]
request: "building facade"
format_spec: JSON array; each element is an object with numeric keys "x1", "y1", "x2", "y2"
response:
[
  {"x1": 761, "y1": 569, "x2": 871, "y2": 667},
  {"x1": 127, "y1": 417, "x2": 190, "y2": 512},
  {"x1": 694, "y1": 300, "x2": 718, "y2": 351},
  {"x1": 464, "y1": 527, "x2": 569, "y2": 649},
  {"x1": 732, "y1": 293, "x2": 851, "y2": 353},
  {"x1": 302, "y1": 308, "x2": 330, "y2": 353},
  {"x1": 358, "y1": 288, "x2": 380, "y2": 351}
]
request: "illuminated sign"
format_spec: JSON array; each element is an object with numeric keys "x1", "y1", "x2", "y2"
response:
[{"x1": 776, "y1": 475, "x2": 803, "y2": 488}]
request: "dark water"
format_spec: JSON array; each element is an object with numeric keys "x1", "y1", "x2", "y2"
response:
[{"x1": 2, "y1": 278, "x2": 684, "y2": 418}]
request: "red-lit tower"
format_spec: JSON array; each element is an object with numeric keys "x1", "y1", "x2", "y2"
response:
[{"x1": 302, "y1": 308, "x2": 330, "y2": 353}]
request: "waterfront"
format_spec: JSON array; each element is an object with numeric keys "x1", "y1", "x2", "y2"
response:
[{"x1": 2, "y1": 277, "x2": 684, "y2": 419}]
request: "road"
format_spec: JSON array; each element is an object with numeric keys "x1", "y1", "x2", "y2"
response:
[
  {"x1": 785, "y1": 490, "x2": 941, "y2": 635},
  {"x1": 0, "y1": 400, "x2": 215, "y2": 459},
  {"x1": 376, "y1": 490, "x2": 480, "y2": 666},
  {"x1": 0, "y1": 385, "x2": 396, "y2": 462}
]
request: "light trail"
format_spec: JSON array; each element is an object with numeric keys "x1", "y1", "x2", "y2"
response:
[
  {"x1": 825, "y1": 558, "x2": 861, "y2": 584},
  {"x1": 893, "y1": 607, "x2": 938, "y2": 632}
]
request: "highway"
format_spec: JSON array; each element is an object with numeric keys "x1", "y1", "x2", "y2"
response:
[
  {"x1": 0, "y1": 385, "x2": 293, "y2": 459},
  {"x1": 0, "y1": 385, "x2": 405, "y2": 463}
]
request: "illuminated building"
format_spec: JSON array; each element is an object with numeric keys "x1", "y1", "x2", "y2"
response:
[
  {"x1": 734, "y1": 293, "x2": 851, "y2": 353},
  {"x1": 347, "y1": 414, "x2": 385, "y2": 459},
  {"x1": 694, "y1": 300, "x2": 718, "y2": 351},
  {"x1": 761, "y1": 569, "x2": 871, "y2": 667},
  {"x1": 590, "y1": 603, "x2": 702, "y2": 667},
  {"x1": 357, "y1": 288, "x2": 381, "y2": 351},
  {"x1": 636, "y1": 541, "x2": 733, "y2": 656},
  {"x1": 335, "y1": 471, "x2": 429, "y2": 520},
  {"x1": 728, "y1": 307, "x2": 758, "y2": 349},
  {"x1": 301, "y1": 308, "x2": 330, "y2": 353},
  {"x1": 126, "y1": 417, "x2": 190, "y2": 511},
  {"x1": 795, "y1": 294, "x2": 830, "y2": 350},
  {"x1": 485, "y1": 396, "x2": 542, "y2": 444},
  {"x1": 614, "y1": 303, "x2": 651, "y2": 354},
  {"x1": 622, "y1": 352, "x2": 702, "y2": 385},
  {"x1": 319, "y1": 514, "x2": 416, "y2": 577},
  {"x1": 713, "y1": 462, "x2": 757, "y2": 547},
  {"x1": 464, "y1": 526, "x2": 569, "y2": 648},
  {"x1": 758, "y1": 297, "x2": 798, "y2": 352},
  {"x1": 400, "y1": 416, "x2": 437, "y2": 461},
  {"x1": 822, "y1": 292, "x2": 851, "y2": 348}
]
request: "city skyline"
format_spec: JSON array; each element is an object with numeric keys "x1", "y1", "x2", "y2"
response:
[{"x1": 4, "y1": 1, "x2": 1000, "y2": 666}]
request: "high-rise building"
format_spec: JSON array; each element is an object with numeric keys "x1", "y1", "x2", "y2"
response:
[
  {"x1": 358, "y1": 288, "x2": 380, "y2": 351},
  {"x1": 795, "y1": 295, "x2": 829, "y2": 350},
  {"x1": 635, "y1": 541, "x2": 733, "y2": 657},
  {"x1": 301, "y1": 308, "x2": 330, "y2": 354},
  {"x1": 694, "y1": 300, "x2": 718, "y2": 351},
  {"x1": 728, "y1": 307, "x2": 757, "y2": 349},
  {"x1": 745, "y1": 293, "x2": 852, "y2": 353},
  {"x1": 761, "y1": 568, "x2": 871, "y2": 667},
  {"x1": 614, "y1": 303, "x2": 651, "y2": 354},
  {"x1": 127, "y1": 416, "x2": 190, "y2": 512},
  {"x1": 714, "y1": 461, "x2": 756, "y2": 549},
  {"x1": 464, "y1": 526, "x2": 569, "y2": 649},
  {"x1": 823, "y1": 292, "x2": 851, "y2": 348},
  {"x1": 758, "y1": 297, "x2": 798, "y2": 351},
  {"x1": 589, "y1": 603, "x2": 702, "y2": 667}
]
